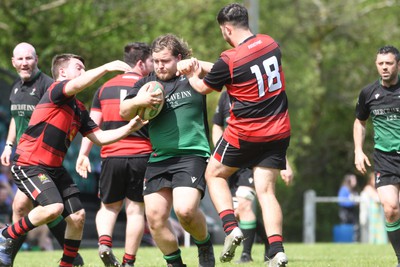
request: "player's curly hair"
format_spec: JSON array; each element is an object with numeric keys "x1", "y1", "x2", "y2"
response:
[{"x1": 151, "y1": 34, "x2": 192, "y2": 60}]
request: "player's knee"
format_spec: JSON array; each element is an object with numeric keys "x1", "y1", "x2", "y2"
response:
[
  {"x1": 174, "y1": 207, "x2": 195, "y2": 224},
  {"x1": 146, "y1": 209, "x2": 169, "y2": 229},
  {"x1": 45, "y1": 203, "x2": 64, "y2": 221}
]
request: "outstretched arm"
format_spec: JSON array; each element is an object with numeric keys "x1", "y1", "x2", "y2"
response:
[
  {"x1": 65, "y1": 60, "x2": 132, "y2": 96},
  {"x1": 86, "y1": 115, "x2": 147, "y2": 146},
  {"x1": 177, "y1": 58, "x2": 214, "y2": 95}
]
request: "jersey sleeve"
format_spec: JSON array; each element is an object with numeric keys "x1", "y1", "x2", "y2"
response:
[
  {"x1": 48, "y1": 80, "x2": 74, "y2": 105},
  {"x1": 204, "y1": 56, "x2": 231, "y2": 92},
  {"x1": 355, "y1": 88, "x2": 370, "y2": 121},
  {"x1": 78, "y1": 100, "x2": 99, "y2": 136}
]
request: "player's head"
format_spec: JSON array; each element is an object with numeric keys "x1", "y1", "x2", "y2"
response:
[
  {"x1": 124, "y1": 42, "x2": 154, "y2": 76},
  {"x1": 217, "y1": 3, "x2": 249, "y2": 28},
  {"x1": 51, "y1": 54, "x2": 85, "y2": 81},
  {"x1": 11, "y1": 42, "x2": 39, "y2": 82},
  {"x1": 151, "y1": 34, "x2": 192, "y2": 81},
  {"x1": 217, "y1": 3, "x2": 249, "y2": 47},
  {"x1": 375, "y1": 45, "x2": 400, "y2": 85}
]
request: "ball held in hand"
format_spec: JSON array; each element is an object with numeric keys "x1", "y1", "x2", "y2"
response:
[{"x1": 137, "y1": 81, "x2": 165, "y2": 120}]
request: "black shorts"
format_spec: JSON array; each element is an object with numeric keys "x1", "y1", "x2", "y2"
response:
[
  {"x1": 99, "y1": 156, "x2": 149, "y2": 204},
  {"x1": 228, "y1": 168, "x2": 254, "y2": 193},
  {"x1": 213, "y1": 136, "x2": 289, "y2": 169},
  {"x1": 11, "y1": 165, "x2": 81, "y2": 217},
  {"x1": 143, "y1": 156, "x2": 207, "y2": 198},
  {"x1": 373, "y1": 149, "x2": 400, "y2": 188}
]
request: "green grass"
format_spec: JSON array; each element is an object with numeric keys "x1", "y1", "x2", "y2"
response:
[{"x1": 13, "y1": 243, "x2": 396, "y2": 267}]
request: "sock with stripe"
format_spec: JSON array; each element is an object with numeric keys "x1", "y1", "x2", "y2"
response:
[
  {"x1": 59, "y1": 239, "x2": 81, "y2": 267},
  {"x1": 47, "y1": 216, "x2": 66, "y2": 248},
  {"x1": 2, "y1": 216, "x2": 36, "y2": 239},
  {"x1": 240, "y1": 220, "x2": 257, "y2": 255},
  {"x1": 164, "y1": 249, "x2": 184, "y2": 265},
  {"x1": 99, "y1": 235, "x2": 113, "y2": 247},
  {"x1": 267, "y1": 234, "x2": 284, "y2": 258},
  {"x1": 122, "y1": 253, "x2": 135, "y2": 265},
  {"x1": 219, "y1": 209, "x2": 239, "y2": 235},
  {"x1": 193, "y1": 233, "x2": 212, "y2": 248}
]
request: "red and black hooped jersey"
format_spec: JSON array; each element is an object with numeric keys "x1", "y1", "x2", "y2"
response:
[
  {"x1": 14, "y1": 80, "x2": 99, "y2": 167},
  {"x1": 91, "y1": 72, "x2": 151, "y2": 158},
  {"x1": 204, "y1": 34, "x2": 290, "y2": 148}
]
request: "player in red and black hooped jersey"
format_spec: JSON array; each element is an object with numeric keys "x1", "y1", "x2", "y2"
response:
[
  {"x1": 14, "y1": 80, "x2": 99, "y2": 167},
  {"x1": 205, "y1": 35, "x2": 290, "y2": 148},
  {"x1": 177, "y1": 3, "x2": 291, "y2": 265},
  {"x1": 0, "y1": 54, "x2": 146, "y2": 267},
  {"x1": 91, "y1": 70, "x2": 151, "y2": 157},
  {"x1": 76, "y1": 42, "x2": 153, "y2": 267}
]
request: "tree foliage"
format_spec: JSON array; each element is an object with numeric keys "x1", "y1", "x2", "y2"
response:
[{"x1": 1, "y1": 0, "x2": 400, "y2": 241}]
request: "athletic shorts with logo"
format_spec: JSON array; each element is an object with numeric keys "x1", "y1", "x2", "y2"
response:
[
  {"x1": 374, "y1": 149, "x2": 400, "y2": 188},
  {"x1": 143, "y1": 155, "x2": 207, "y2": 198},
  {"x1": 11, "y1": 165, "x2": 82, "y2": 218}
]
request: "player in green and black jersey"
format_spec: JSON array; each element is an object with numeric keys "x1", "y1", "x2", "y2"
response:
[{"x1": 354, "y1": 45, "x2": 400, "y2": 266}]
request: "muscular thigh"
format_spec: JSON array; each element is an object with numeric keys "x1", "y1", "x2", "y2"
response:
[
  {"x1": 377, "y1": 184, "x2": 400, "y2": 209},
  {"x1": 144, "y1": 188, "x2": 172, "y2": 220}
]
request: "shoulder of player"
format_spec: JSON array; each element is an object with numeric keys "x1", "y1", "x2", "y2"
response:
[{"x1": 360, "y1": 80, "x2": 380, "y2": 95}]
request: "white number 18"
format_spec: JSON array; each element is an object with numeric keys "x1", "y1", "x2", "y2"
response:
[{"x1": 250, "y1": 56, "x2": 282, "y2": 98}]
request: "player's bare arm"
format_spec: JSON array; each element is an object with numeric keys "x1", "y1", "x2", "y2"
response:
[
  {"x1": 353, "y1": 118, "x2": 370, "y2": 174},
  {"x1": 86, "y1": 115, "x2": 147, "y2": 146},
  {"x1": 76, "y1": 110, "x2": 103, "y2": 178},
  {"x1": 65, "y1": 60, "x2": 132, "y2": 96},
  {"x1": 177, "y1": 58, "x2": 214, "y2": 95}
]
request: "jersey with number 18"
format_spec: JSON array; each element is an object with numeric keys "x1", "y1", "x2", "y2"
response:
[{"x1": 204, "y1": 34, "x2": 290, "y2": 148}]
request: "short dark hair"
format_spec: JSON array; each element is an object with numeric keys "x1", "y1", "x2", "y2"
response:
[
  {"x1": 217, "y1": 3, "x2": 249, "y2": 28},
  {"x1": 124, "y1": 42, "x2": 151, "y2": 67},
  {"x1": 51, "y1": 54, "x2": 84, "y2": 79},
  {"x1": 377, "y1": 45, "x2": 400, "y2": 62},
  {"x1": 151, "y1": 34, "x2": 192, "y2": 60}
]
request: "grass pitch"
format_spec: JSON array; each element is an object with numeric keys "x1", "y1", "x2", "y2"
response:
[{"x1": 13, "y1": 243, "x2": 395, "y2": 267}]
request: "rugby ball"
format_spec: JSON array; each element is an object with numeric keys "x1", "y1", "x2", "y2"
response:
[{"x1": 137, "y1": 81, "x2": 165, "y2": 120}]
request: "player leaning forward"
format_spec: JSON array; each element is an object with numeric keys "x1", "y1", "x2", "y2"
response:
[
  {"x1": 0, "y1": 54, "x2": 147, "y2": 267},
  {"x1": 177, "y1": 3, "x2": 291, "y2": 267},
  {"x1": 120, "y1": 34, "x2": 215, "y2": 267}
]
